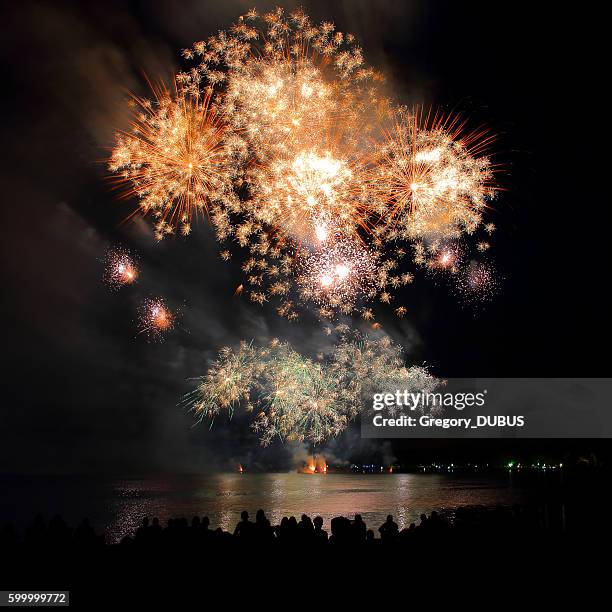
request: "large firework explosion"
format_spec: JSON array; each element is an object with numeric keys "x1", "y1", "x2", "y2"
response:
[
  {"x1": 187, "y1": 330, "x2": 439, "y2": 445},
  {"x1": 103, "y1": 6, "x2": 505, "y2": 445},
  {"x1": 108, "y1": 7, "x2": 499, "y2": 319}
]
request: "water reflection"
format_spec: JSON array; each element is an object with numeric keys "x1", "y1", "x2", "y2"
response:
[
  {"x1": 0, "y1": 473, "x2": 530, "y2": 543},
  {"x1": 102, "y1": 472, "x2": 529, "y2": 543}
]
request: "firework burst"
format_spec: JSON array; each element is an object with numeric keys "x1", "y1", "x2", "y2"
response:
[
  {"x1": 109, "y1": 83, "x2": 241, "y2": 239},
  {"x1": 180, "y1": 7, "x2": 389, "y2": 252},
  {"x1": 107, "y1": 7, "x2": 503, "y2": 323},
  {"x1": 103, "y1": 247, "x2": 138, "y2": 289},
  {"x1": 372, "y1": 108, "x2": 496, "y2": 241},
  {"x1": 297, "y1": 237, "x2": 378, "y2": 311},
  {"x1": 187, "y1": 330, "x2": 439, "y2": 445},
  {"x1": 457, "y1": 261, "x2": 498, "y2": 302},
  {"x1": 137, "y1": 297, "x2": 176, "y2": 341},
  {"x1": 247, "y1": 138, "x2": 374, "y2": 244}
]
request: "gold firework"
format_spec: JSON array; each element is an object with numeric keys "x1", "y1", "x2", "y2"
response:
[
  {"x1": 181, "y1": 7, "x2": 388, "y2": 245},
  {"x1": 109, "y1": 82, "x2": 239, "y2": 239},
  {"x1": 372, "y1": 107, "x2": 496, "y2": 240},
  {"x1": 247, "y1": 129, "x2": 375, "y2": 244}
]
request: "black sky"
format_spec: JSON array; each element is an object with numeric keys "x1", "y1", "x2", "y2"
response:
[{"x1": 0, "y1": 0, "x2": 608, "y2": 473}]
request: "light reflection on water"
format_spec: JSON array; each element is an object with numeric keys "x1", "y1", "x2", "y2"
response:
[
  {"x1": 106, "y1": 473, "x2": 527, "y2": 543},
  {"x1": 1, "y1": 473, "x2": 529, "y2": 543}
]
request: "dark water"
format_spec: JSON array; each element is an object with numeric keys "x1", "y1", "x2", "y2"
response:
[{"x1": 1, "y1": 473, "x2": 533, "y2": 543}]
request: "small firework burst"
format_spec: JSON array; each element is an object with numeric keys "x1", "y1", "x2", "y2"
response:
[
  {"x1": 297, "y1": 237, "x2": 378, "y2": 312},
  {"x1": 427, "y1": 240, "x2": 464, "y2": 273},
  {"x1": 458, "y1": 261, "x2": 498, "y2": 302},
  {"x1": 103, "y1": 247, "x2": 138, "y2": 290},
  {"x1": 138, "y1": 297, "x2": 175, "y2": 341}
]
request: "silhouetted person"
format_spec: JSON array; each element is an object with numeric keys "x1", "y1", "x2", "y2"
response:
[
  {"x1": 298, "y1": 514, "x2": 314, "y2": 542},
  {"x1": 429, "y1": 511, "x2": 448, "y2": 533},
  {"x1": 48, "y1": 515, "x2": 71, "y2": 547},
  {"x1": 330, "y1": 516, "x2": 352, "y2": 544},
  {"x1": 379, "y1": 515, "x2": 399, "y2": 540},
  {"x1": 287, "y1": 516, "x2": 298, "y2": 541},
  {"x1": 275, "y1": 516, "x2": 289, "y2": 541},
  {"x1": 148, "y1": 517, "x2": 162, "y2": 545},
  {"x1": 213, "y1": 526, "x2": 232, "y2": 543},
  {"x1": 352, "y1": 514, "x2": 367, "y2": 542},
  {"x1": 1, "y1": 524, "x2": 18, "y2": 551},
  {"x1": 234, "y1": 511, "x2": 255, "y2": 541},
  {"x1": 313, "y1": 516, "x2": 328, "y2": 544},
  {"x1": 366, "y1": 529, "x2": 375, "y2": 543},
  {"x1": 25, "y1": 514, "x2": 47, "y2": 548},
  {"x1": 200, "y1": 516, "x2": 211, "y2": 540},
  {"x1": 255, "y1": 509, "x2": 273, "y2": 542}
]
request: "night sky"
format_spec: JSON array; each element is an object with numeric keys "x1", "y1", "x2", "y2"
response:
[{"x1": 1, "y1": 0, "x2": 608, "y2": 473}]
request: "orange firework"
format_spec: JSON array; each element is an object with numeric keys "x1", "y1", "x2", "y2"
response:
[
  {"x1": 138, "y1": 297, "x2": 175, "y2": 341},
  {"x1": 109, "y1": 82, "x2": 240, "y2": 239},
  {"x1": 372, "y1": 107, "x2": 497, "y2": 240},
  {"x1": 247, "y1": 127, "x2": 376, "y2": 244},
  {"x1": 104, "y1": 7, "x2": 504, "y2": 322},
  {"x1": 103, "y1": 247, "x2": 138, "y2": 290},
  {"x1": 180, "y1": 7, "x2": 388, "y2": 248}
]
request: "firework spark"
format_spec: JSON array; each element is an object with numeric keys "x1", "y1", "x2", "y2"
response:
[
  {"x1": 297, "y1": 237, "x2": 378, "y2": 311},
  {"x1": 457, "y1": 261, "x2": 498, "y2": 302},
  {"x1": 425, "y1": 239, "x2": 464, "y2": 273},
  {"x1": 103, "y1": 247, "x2": 138, "y2": 290},
  {"x1": 138, "y1": 297, "x2": 175, "y2": 341}
]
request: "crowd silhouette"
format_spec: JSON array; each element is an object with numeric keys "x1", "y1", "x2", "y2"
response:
[{"x1": 1, "y1": 502, "x2": 576, "y2": 554}]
